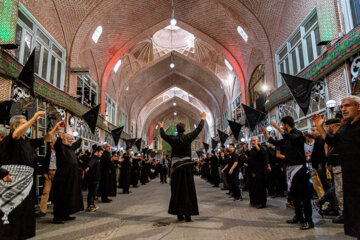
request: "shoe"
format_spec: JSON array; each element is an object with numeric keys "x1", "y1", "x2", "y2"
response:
[
  {"x1": 36, "y1": 211, "x2": 46, "y2": 218},
  {"x1": 93, "y1": 205, "x2": 99, "y2": 211},
  {"x1": 332, "y1": 215, "x2": 344, "y2": 224},
  {"x1": 221, "y1": 188, "x2": 229, "y2": 191},
  {"x1": 226, "y1": 192, "x2": 231, "y2": 195},
  {"x1": 256, "y1": 204, "x2": 266, "y2": 209},
  {"x1": 63, "y1": 216, "x2": 76, "y2": 221},
  {"x1": 286, "y1": 202, "x2": 295, "y2": 209},
  {"x1": 300, "y1": 222, "x2": 314, "y2": 230},
  {"x1": 286, "y1": 217, "x2": 301, "y2": 224},
  {"x1": 177, "y1": 215, "x2": 184, "y2": 222},
  {"x1": 185, "y1": 216, "x2": 192, "y2": 222},
  {"x1": 87, "y1": 205, "x2": 97, "y2": 212},
  {"x1": 123, "y1": 191, "x2": 132, "y2": 194},
  {"x1": 213, "y1": 185, "x2": 219, "y2": 187},
  {"x1": 133, "y1": 185, "x2": 138, "y2": 188},
  {"x1": 52, "y1": 218, "x2": 64, "y2": 224},
  {"x1": 233, "y1": 197, "x2": 242, "y2": 201},
  {"x1": 101, "y1": 199, "x2": 112, "y2": 203},
  {"x1": 239, "y1": 196, "x2": 243, "y2": 201}
]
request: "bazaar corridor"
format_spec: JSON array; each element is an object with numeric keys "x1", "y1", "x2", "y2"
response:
[{"x1": 33, "y1": 177, "x2": 349, "y2": 240}]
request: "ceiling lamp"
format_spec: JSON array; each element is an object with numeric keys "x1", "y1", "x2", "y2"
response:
[
  {"x1": 170, "y1": 0, "x2": 177, "y2": 26},
  {"x1": 173, "y1": 102, "x2": 176, "y2": 106},
  {"x1": 170, "y1": 18, "x2": 177, "y2": 26},
  {"x1": 174, "y1": 112, "x2": 177, "y2": 116},
  {"x1": 261, "y1": 84, "x2": 268, "y2": 92}
]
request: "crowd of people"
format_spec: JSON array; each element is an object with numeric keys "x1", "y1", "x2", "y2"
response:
[
  {"x1": 0, "y1": 95, "x2": 359, "y2": 239},
  {"x1": 0, "y1": 111, "x2": 171, "y2": 240},
  {"x1": 195, "y1": 96, "x2": 360, "y2": 238}
]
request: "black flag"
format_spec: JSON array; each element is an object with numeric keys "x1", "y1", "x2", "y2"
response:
[
  {"x1": 242, "y1": 104, "x2": 266, "y2": 132},
  {"x1": 281, "y1": 73, "x2": 314, "y2": 115},
  {"x1": 124, "y1": 138, "x2": 137, "y2": 149},
  {"x1": 18, "y1": 50, "x2": 35, "y2": 96},
  {"x1": 196, "y1": 151, "x2": 203, "y2": 158},
  {"x1": 203, "y1": 142, "x2": 209, "y2": 152},
  {"x1": 228, "y1": 120, "x2": 242, "y2": 141},
  {"x1": 135, "y1": 138, "x2": 142, "y2": 151},
  {"x1": 0, "y1": 101, "x2": 22, "y2": 125},
  {"x1": 82, "y1": 104, "x2": 100, "y2": 134},
  {"x1": 217, "y1": 129, "x2": 229, "y2": 145},
  {"x1": 211, "y1": 138, "x2": 218, "y2": 150},
  {"x1": 111, "y1": 126, "x2": 124, "y2": 146},
  {"x1": 147, "y1": 149, "x2": 152, "y2": 155},
  {"x1": 150, "y1": 151, "x2": 156, "y2": 158}
]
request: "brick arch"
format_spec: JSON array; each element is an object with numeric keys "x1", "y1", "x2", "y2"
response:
[{"x1": 100, "y1": 20, "x2": 247, "y2": 114}]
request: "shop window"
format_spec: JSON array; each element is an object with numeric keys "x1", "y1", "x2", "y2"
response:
[
  {"x1": 342, "y1": 0, "x2": 360, "y2": 33},
  {"x1": 248, "y1": 64, "x2": 266, "y2": 108},
  {"x1": 222, "y1": 110, "x2": 228, "y2": 130},
  {"x1": 14, "y1": 3, "x2": 65, "y2": 90},
  {"x1": 76, "y1": 75, "x2": 98, "y2": 107},
  {"x1": 121, "y1": 110, "x2": 129, "y2": 133},
  {"x1": 105, "y1": 94, "x2": 117, "y2": 125},
  {"x1": 276, "y1": 10, "x2": 321, "y2": 86},
  {"x1": 232, "y1": 95, "x2": 242, "y2": 121}
]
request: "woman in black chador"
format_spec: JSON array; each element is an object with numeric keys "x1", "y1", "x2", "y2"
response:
[{"x1": 159, "y1": 112, "x2": 206, "y2": 222}]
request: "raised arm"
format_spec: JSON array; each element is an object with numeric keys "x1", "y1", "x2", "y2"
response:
[
  {"x1": 71, "y1": 136, "x2": 83, "y2": 151},
  {"x1": 159, "y1": 122, "x2": 173, "y2": 144},
  {"x1": 184, "y1": 112, "x2": 206, "y2": 142}
]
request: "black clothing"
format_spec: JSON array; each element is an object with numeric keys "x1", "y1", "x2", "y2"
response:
[
  {"x1": 310, "y1": 137, "x2": 326, "y2": 170},
  {"x1": 291, "y1": 166, "x2": 312, "y2": 223},
  {"x1": 0, "y1": 133, "x2": 44, "y2": 240},
  {"x1": 248, "y1": 147, "x2": 268, "y2": 206},
  {"x1": 87, "y1": 155, "x2": 101, "y2": 181},
  {"x1": 160, "y1": 119, "x2": 204, "y2": 158},
  {"x1": 267, "y1": 128, "x2": 312, "y2": 223},
  {"x1": 100, "y1": 151, "x2": 117, "y2": 198},
  {"x1": 160, "y1": 119, "x2": 204, "y2": 216},
  {"x1": 52, "y1": 137, "x2": 84, "y2": 220},
  {"x1": 131, "y1": 158, "x2": 140, "y2": 187},
  {"x1": 0, "y1": 167, "x2": 8, "y2": 179},
  {"x1": 325, "y1": 119, "x2": 360, "y2": 238},
  {"x1": 326, "y1": 145, "x2": 341, "y2": 167},
  {"x1": 268, "y1": 128, "x2": 306, "y2": 166},
  {"x1": 210, "y1": 155, "x2": 220, "y2": 186},
  {"x1": 120, "y1": 155, "x2": 131, "y2": 193},
  {"x1": 227, "y1": 152, "x2": 241, "y2": 199},
  {"x1": 160, "y1": 160, "x2": 168, "y2": 183}
]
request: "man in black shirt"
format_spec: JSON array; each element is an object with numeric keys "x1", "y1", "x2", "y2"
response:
[
  {"x1": 221, "y1": 144, "x2": 242, "y2": 201},
  {"x1": 313, "y1": 96, "x2": 360, "y2": 238},
  {"x1": 261, "y1": 116, "x2": 313, "y2": 230},
  {"x1": 85, "y1": 146, "x2": 104, "y2": 212},
  {"x1": 0, "y1": 112, "x2": 64, "y2": 239},
  {"x1": 247, "y1": 137, "x2": 270, "y2": 208}
]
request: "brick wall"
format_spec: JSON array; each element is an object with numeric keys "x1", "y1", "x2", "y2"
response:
[
  {"x1": 325, "y1": 64, "x2": 349, "y2": 104},
  {"x1": 0, "y1": 77, "x2": 11, "y2": 101}
]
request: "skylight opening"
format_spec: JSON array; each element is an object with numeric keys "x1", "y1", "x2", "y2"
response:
[
  {"x1": 113, "y1": 59, "x2": 122, "y2": 72},
  {"x1": 224, "y1": 59, "x2": 233, "y2": 71},
  {"x1": 92, "y1": 26, "x2": 103, "y2": 43},
  {"x1": 237, "y1": 26, "x2": 248, "y2": 42}
]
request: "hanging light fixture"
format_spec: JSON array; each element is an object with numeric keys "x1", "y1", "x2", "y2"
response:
[
  {"x1": 170, "y1": 0, "x2": 177, "y2": 26},
  {"x1": 169, "y1": 0, "x2": 175, "y2": 69}
]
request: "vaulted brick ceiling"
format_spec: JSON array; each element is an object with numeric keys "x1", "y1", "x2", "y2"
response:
[{"x1": 20, "y1": 0, "x2": 299, "y2": 137}]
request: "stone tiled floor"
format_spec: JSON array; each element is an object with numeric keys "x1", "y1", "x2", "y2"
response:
[{"x1": 32, "y1": 177, "x2": 354, "y2": 240}]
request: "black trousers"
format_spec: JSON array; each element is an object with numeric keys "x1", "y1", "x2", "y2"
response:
[
  {"x1": 291, "y1": 166, "x2": 312, "y2": 223},
  {"x1": 229, "y1": 170, "x2": 241, "y2": 198},
  {"x1": 160, "y1": 168, "x2": 167, "y2": 183}
]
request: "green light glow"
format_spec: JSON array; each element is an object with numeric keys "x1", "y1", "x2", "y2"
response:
[
  {"x1": 0, "y1": 0, "x2": 19, "y2": 44},
  {"x1": 318, "y1": 0, "x2": 336, "y2": 42}
]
